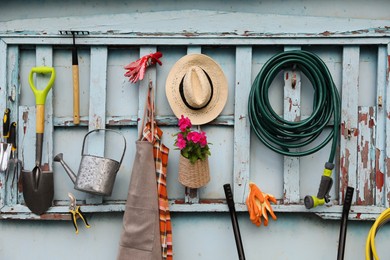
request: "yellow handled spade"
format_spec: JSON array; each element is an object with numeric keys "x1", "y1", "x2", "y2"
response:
[{"x1": 22, "y1": 66, "x2": 55, "y2": 215}]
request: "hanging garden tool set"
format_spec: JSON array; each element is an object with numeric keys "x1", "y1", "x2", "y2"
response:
[{"x1": 1, "y1": 33, "x2": 389, "y2": 259}]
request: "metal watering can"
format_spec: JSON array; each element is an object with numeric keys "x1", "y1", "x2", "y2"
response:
[{"x1": 54, "y1": 129, "x2": 126, "y2": 196}]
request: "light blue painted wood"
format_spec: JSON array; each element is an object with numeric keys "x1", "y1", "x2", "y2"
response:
[
  {"x1": 375, "y1": 46, "x2": 386, "y2": 207},
  {"x1": 5, "y1": 46, "x2": 20, "y2": 205},
  {"x1": 0, "y1": 40, "x2": 7, "y2": 209},
  {"x1": 1, "y1": 10, "x2": 390, "y2": 38},
  {"x1": 86, "y1": 46, "x2": 108, "y2": 204},
  {"x1": 357, "y1": 106, "x2": 375, "y2": 205},
  {"x1": 233, "y1": 46, "x2": 251, "y2": 203},
  {"x1": 340, "y1": 46, "x2": 360, "y2": 203},
  {"x1": 386, "y1": 43, "x2": 390, "y2": 208},
  {"x1": 19, "y1": 106, "x2": 36, "y2": 205},
  {"x1": 283, "y1": 46, "x2": 302, "y2": 204}
]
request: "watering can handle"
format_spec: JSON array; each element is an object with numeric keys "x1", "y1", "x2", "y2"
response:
[{"x1": 81, "y1": 129, "x2": 127, "y2": 169}]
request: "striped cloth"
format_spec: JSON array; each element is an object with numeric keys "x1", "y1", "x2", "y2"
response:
[{"x1": 143, "y1": 122, "x2": 173, "y2": 260}]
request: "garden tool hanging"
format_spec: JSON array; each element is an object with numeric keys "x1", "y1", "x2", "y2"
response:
[
  {"x1": 22, "y1": 66, "x2": 55, "y2": 215},
  {"x1": 59, "y1": 30, "x2": 89, "y2": 125},
  {"x1": 118, "y1": 81, "x2": 170, "y2": 260},
  {"x1": 6, "y1": 122, "x2": 22, "y2": 186},
  {"x1": 68, "y1": 192, "x2": 90, "y2": 234},
  {"x1": 337, "y1": 186, "x2": 354, "y2": 260},
  {"x1": 54, "y1": 129, "x2": 126, "y2": 196},
  {"x1": 224, "y1": 184, "x2": 245, "y2": 260},
  {"x1": 0, "y1": 108, "x2": 12, "y2": 172},
  {"x1": 248, "y1": 50, "x2": 341, "y2": 209}
]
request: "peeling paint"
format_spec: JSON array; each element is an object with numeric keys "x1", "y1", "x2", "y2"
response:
[
  {"x1": 108, "y1": 118, "x2": 132, "y2": 125},
  {"x1": 361, "y1": 141, "x2": 369, "y2": 168},
  {"x1": 375, "y1": 149, "x2": 384, "y2": 192},
  {"x1": 40, "y1": 213, "x2": 71, "y2": 221},
  {"x1": 22, "y1": 111, "x2": 28, "y2": 134},
  {"x1": 340, "y1": 148, "x2": 350, "y2": 193}
]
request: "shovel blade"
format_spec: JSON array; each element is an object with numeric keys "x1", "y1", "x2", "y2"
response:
[{"x1": 22, "y1": 169, "x2": 54, "y2": 215}]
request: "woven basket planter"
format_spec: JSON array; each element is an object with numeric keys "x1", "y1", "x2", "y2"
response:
[{"x1": 178, "y1": 155, "x2": 210, "y2": 188}]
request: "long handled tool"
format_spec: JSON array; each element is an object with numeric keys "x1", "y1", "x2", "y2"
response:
[
  {"x1": 22, "y1": 66, "x2": 55, "y2": 215},
  {"x1": 224, "y1": 184, "x2": 246, "y2": 260},
  {"x1": 337, "y1": 186, "x2": 354, "y2": 260},
  {"x1": 59, "y1": 30, "x2": 89, "y2": 125}
]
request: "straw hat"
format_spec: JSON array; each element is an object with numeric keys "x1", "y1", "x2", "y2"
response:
[{"x1": 165, "y1": 54, "x2": 228, "y2": 125}]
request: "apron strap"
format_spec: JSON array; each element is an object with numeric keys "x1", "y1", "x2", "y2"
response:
[{"x1": 139, "y1": 80, "x2": 155, "y2": 142}]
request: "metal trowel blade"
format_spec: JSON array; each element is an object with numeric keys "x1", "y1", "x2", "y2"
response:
[{"x1": 0, "y1": 143, "x2": 11, "y2": 171}]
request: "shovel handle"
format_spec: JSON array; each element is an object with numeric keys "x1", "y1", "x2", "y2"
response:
[
  {"x1": 72, "y1": 64, "x2": 80, "y2": 125},
  {"x1": 29, "y1": 66, "x2": 55, "y2": 105}
]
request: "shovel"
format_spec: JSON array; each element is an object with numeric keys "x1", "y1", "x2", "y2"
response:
[
  {"x1": 0, "y1": 108, "x2": 12, "y2": 171},
  {"x1": 22, "y1": 66, "x2": 55, "y2": 215}
]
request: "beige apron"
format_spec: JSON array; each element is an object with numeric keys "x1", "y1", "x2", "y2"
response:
[{"x1": 117, "y1": 83, "x2": 162, "y2": 260}]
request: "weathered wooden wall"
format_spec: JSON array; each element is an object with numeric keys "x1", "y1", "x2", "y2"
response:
[{"x1": 0, "y1": 1, "x2": 389, "y2": 259}]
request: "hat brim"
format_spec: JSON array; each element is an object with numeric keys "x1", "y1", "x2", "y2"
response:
[{"x1": 165, "y1": 54, "x2": 228, "y2": 125}]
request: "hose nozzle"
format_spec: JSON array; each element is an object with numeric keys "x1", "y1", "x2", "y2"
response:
[{"x1": 304, "y1": 162, "x2": 334, "y2": 209}]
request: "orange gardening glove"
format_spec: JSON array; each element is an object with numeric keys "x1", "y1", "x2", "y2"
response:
[{"x1": 246, "y1": 181, "x2": 277, "y2": 227}]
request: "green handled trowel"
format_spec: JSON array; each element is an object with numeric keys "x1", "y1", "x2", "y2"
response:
[{"x1": 22, "y1": 66, "x2": 55, "y2": 215}]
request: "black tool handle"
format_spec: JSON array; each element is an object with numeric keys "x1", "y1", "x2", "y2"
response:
[
  {"x1": 337, "y1": 186, "x2": 354, "y2": 260},
  {"x1": 3, "y1": 108, "x2": 10, "y2": 139},
  {"x1": 9, "y1": 122, "x2": 16, "y2": 150},
  {"x1": 224, "y1": 184, "x2": 245, "y2": 260}
]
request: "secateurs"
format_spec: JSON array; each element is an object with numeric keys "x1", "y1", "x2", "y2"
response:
[{"x1": 68, "y1": 192, "x2": 90, "y2": 234}]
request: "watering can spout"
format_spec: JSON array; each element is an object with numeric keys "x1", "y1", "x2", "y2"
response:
[{"x1": 53, "y1": 153, "x2": 77, "y2": 184}]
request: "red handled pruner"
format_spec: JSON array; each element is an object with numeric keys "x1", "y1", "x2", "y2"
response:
[{"x1": 68, "y1": 193, "x2": 90, "y2": 234}]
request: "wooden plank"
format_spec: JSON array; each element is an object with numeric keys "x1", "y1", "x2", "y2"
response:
[
  {"x1": 18, "y1": 106, "x2": 35, "y2": 204},
  {"x1": 137, "y1": 46, "x2": 157, "y2": 137},
  {"x1": 86, "y1": 46, "x2": 108, "y2": 204},
  {"x1": 184, "y1": 46, "x2": 202, "y2": 204},
  {"x1": 0, "y1": 40, "x2": 7, "y2": 209},
  {"x1": 233, "y1": 46, "x2": 252, "y2": 203},
  {"x1": 1, "y1": 11, "x2": 389, "y2": 38},
  {"x1": 386, "y1": 43, "x2": 390, "y2": 208},
  {"x1": 3, "y1": 35, "x2": 390, "y2": 47},
  {"x1": 340, "y1": 46, "x2": 360, "y2": 204},
  {"x1": 375, "y1": 46, "x2": 386, "y2": 206},
  {"x1": 357, "y1": 106, "x2": 375, "y2": 205},
  {"x1": 5, "y1": 46, "x2": 19, "y2": 205},
  {"x1": 283, "y1": 46, "x2": 301, "y2": 204}
]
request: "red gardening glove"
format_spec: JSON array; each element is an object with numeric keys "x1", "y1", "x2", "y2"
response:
[
  {"x1": 246, "y1": 182, "x2": 277, "y2": 227},
  {"x1": 124, "y1": 52, "x2": 163, "y2": 83}
]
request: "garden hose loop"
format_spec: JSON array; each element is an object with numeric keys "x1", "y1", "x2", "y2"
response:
[
  {"x1": 248, "y1": 50, "x2": 341, "y2": 208},
  {"x1": 365, "y1": 208, "x2": 390, "y2": 260}
]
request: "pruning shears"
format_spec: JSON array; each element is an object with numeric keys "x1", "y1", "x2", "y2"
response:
[{"x1": 68, "y1": 192, "x2": 90, "y2": 234}]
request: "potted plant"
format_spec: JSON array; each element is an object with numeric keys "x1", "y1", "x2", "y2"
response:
[{"x1": 175, "y1": 115, "x2": 211, "y2": 188}]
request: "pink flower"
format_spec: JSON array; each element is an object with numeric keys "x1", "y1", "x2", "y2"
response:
[
  {"x1": 176, "y1": 133, "x2": 187, "y2": 150},
  {"x1": 178, "y1": 115, "x2": 192, "y2": 132},
  {"x1": 187, "y1": 132, "x2": 200, "y2": 143},
  {"x1": 187, "y1": 131, "x2": 207, "y2": 147},
  {"x1": 198, "y1": 131, "x2": 208, "y2": 147}
]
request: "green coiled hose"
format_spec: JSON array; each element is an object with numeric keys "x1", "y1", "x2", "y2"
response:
[
  {"x1": 248, "y1": 50, "x2": 340, "y2": 161},
  {"x1": 248, "y1": 50, "x2": 341, "y2": 208}
]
